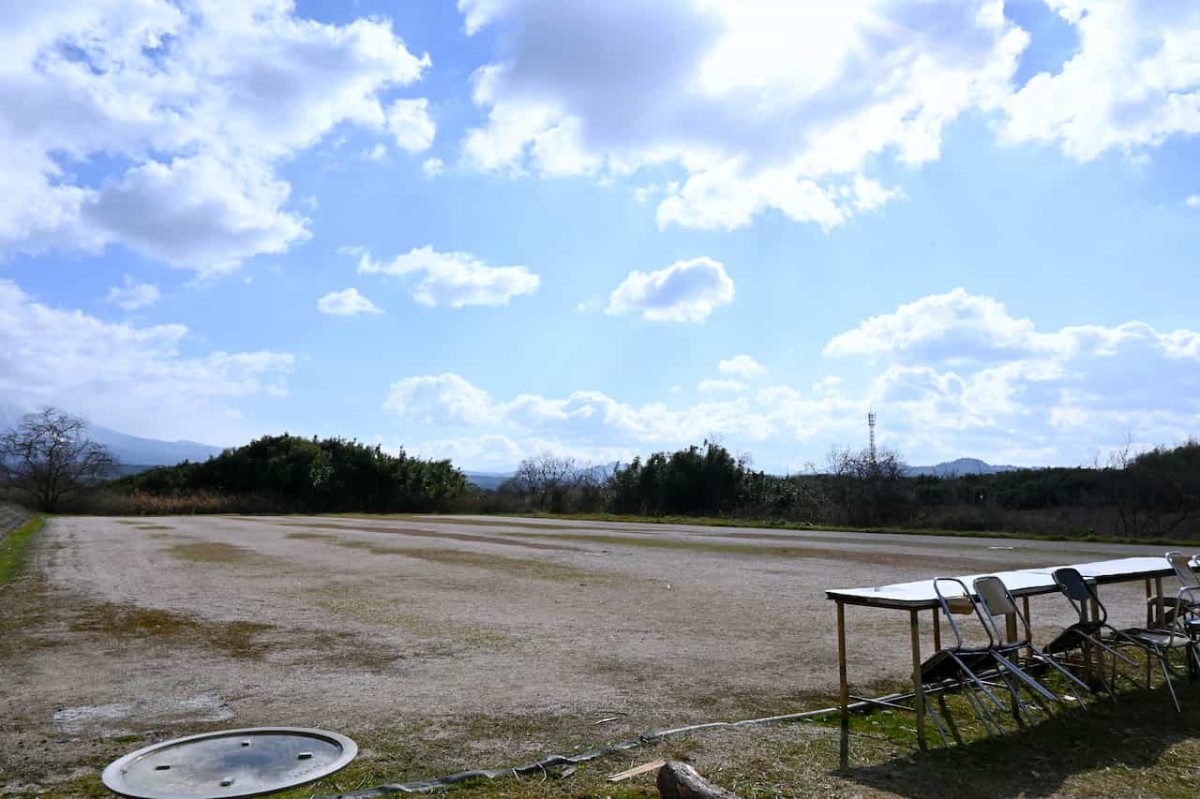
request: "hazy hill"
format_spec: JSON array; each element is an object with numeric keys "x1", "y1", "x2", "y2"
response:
[
  {"x1": 905, "y1": 457, "x2": 1021, "y2": 477},
  {"x1": 463, "y1": 472, "x2": 511, "y2": 490},
  {"x1": 0, "y1": 401, "x2": 223, "y2": 468}
]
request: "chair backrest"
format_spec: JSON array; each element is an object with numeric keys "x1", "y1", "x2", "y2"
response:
[
  {"x1": 933, "y1": 577, "x2": 992, "y2": 649},
  {"x1": 973, "y1": 575, "x2": 1029, "y2": 645},
  {"x1": 1166, "y1": 552, "x2": 1200, "y2": 588},
  {"x1": 1052, "y1": 567, "x2": 1107, "y2": 623}
]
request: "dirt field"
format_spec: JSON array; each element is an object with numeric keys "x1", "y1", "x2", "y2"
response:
[{"x1": 0, "y1": 515, "x2": 1175, "y2": 795}]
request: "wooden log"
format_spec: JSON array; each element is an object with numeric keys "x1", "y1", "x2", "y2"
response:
[{"x1": 656, "y1": 761, "x2": 743, "y2": 799}]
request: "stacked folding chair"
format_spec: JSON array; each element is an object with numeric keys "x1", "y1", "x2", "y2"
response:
[
  {"x1": 972, "y1": 576, "x2": 1094, "y2": 715},
  {"x1": 920, "y1": 575, "x2": 1086, "y2": 746}
]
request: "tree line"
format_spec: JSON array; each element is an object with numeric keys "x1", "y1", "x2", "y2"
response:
[
  {"x1": 2, "y1": 406, "x2": 1197, "y2": 539},
  {"x1": 0, "y1": 408, "x2": 465, "y2": 514},
  {"x1": 489, "y1": 439, "x2": 1200, "y2": 539}
]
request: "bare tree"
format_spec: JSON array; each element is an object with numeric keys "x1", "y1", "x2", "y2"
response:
[{"x1": 0, "y1": 407, "x2": 115, "y2": 511}]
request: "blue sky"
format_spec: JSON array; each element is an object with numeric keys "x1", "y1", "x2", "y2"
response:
[{"x1": 0, "y1": 0, "x2": 1197, "y2": 473}]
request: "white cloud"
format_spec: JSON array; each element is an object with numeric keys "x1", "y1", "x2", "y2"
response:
[
  {"x1": 364, "y1": 144, "x2": 388, "y2": 161},
  {"x1": 698, "y1": 379, "x2": 747, "y2": 393},
  {"x1": 1003, "y1": 1, "x2": 1200, "y2": 160},
  {"x1": 81, "y1": 156, "x2": 309, "y2": 274},
  {"x1": 0, "y1": 0, "x2": 431, "y2": 272},
  {"x1": 422, "y1": 157, "x2": 445, "y2": 177},
  {"x1": 355, "y1": 245, "x2": 540, "y2": 307},
  {"x1": 606, "y1": 257, "x2": 734, "y2": 323},
  {"x1": 459, "y1": 0, "x2": 1026, "y2": 230},
  {"x1": 718, "y1": 354, "x2": 765, "y2": 378},
  {"x1": 383, "y1": 288, "x2": 1200, "y2": 470},
  {"x1": 0, "y1": 279, "x2": 292, "y2": 443},
  {"x1": 459, "y1": 2, "x2": 1200, "y2": 229},
  {"x1": 1187, "y1": 195, "x2": 1200, "y2": 208},
  {"x1": 386, "y1": 98, "x2": 436, "y2": 152},
  {"x1": 317, "y1": 288, "x2": 382, "y2": 316},
  {"x1": 822, "y1": 288, "x2": 1197, "y2": 370},
  {"x1": 105, "y1": 275, "x2": 160, "y2": 311},
  {"x1": 823, "y1": 289, "x2": 1041, "y2": 361}
]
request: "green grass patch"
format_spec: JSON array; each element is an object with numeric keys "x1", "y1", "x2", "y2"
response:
[
  {"x1": 0, "y1": 515, "x2": 45, "y2": 585},
  {"x1": 166, "y1": 541, "x2": 278, "y2": 566}
]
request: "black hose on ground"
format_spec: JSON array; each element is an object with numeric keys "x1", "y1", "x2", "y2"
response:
[{"x1": 316, "y1": 690, "x2": 921, "y2": 798}]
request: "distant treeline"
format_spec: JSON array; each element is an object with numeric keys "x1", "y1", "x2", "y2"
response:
[
  {"x1": 7, "y1": 404, "x2": 1196, "y2": 540},
  {"x1": 102, "y1": 434, "x2": 466, "y2": 514},
  {"x1": 476, "y1": 439, "x2": 1200, "y2": 540}
]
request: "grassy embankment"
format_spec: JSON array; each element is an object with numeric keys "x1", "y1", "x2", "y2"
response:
[{"x1": 0, "y1": 515, "x2": 44, "y2": 585}]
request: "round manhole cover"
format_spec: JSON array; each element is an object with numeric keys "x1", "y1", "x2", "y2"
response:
[{"x1": 101, "y1": 727, "x2": 357, "y2": 799}]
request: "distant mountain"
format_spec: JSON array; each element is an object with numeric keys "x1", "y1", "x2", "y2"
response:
[
  {"x1": 905, "y1": 458, "x2": 1021, "y2": 477},
  {"x1": 87, "y1": 426, "x2": 224, "y2": 468},
  {"x1": 464, "y1": 471, "x2": 511, "y2": 490},
  {"x1": 0, "y1": 401, "x2": 224, "y2": 469},
  {"x1": 464, "y1": 462, "x2": 617, "y2": 491}
]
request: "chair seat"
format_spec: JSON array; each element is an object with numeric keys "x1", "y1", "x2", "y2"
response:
[
  {"x1": 921, "y1": 649, "x2": 993, "y2": 684},
  {"x1": 1044, "y1": 622, "x2": 1104, "y2": 655},
  {"x1": 1121, "y1": 628, "x2": 1193, "y2": 649}
]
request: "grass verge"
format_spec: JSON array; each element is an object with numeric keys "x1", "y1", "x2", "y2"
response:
[{"x1": 0, "y1": 515, "x2": 45, "y2": 585}]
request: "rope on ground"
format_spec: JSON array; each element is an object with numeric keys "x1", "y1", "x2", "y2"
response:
[{"x1": 315, "y1": 691, "x2": 919, "y2": 798}]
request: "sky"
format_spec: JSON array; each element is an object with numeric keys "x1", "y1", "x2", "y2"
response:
[{"x1": 0, "y1": 0, "x2": 1197, "y2": 473}]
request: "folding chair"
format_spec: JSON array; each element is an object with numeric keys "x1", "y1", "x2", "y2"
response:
[
  {"x1": 919, "y1": 578, "x2": 1010, "y2": 745},
  {"x1": 1044, "y1": 568, "x2": 1142, "y2": 695},
  {"x1": 972, "y1": 575, "x2": 1093, "y2": 714},
  {"x1": 1164, "y1": 553, "x2": 1200, "y2": 680},
  {"x1": 1150, "y1": 552, "x2": 1200, "y2": 628}
]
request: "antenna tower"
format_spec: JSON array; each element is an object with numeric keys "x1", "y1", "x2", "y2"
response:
[{"x1": 867, "y1": 411, "x2": 877, "y2": 464}]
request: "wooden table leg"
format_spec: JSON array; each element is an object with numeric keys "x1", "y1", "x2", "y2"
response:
[
  {"x1": 911, "y1": 609, "x2": 926, "y2": 751},
  {"x1": 1146, "y1": 578, "x2": 1154, "y2": 627},
  {"x1": 837, "y1": 601, "x2": 849, "y2": 769},
  {"x1": 932, "y1": 607, "x2": 941, "y2": 653}
]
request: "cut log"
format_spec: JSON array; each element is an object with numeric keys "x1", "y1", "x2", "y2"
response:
[{"x1": 656, "y1": 761, "x2": 743, "y2": 799}]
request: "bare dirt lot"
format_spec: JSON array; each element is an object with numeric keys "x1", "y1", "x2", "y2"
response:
[{"x1": 0, "y1": 515, "x2": 1180, "y2": 795}]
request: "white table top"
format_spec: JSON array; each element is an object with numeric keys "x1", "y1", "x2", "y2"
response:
[{"x1": 826, "y1": 556, "x2": 1178, "y2": 609}]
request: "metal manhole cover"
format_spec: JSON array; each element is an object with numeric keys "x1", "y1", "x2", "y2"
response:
[{"x1": 101, "y1": 727, "x2": 357, "y2": 799}]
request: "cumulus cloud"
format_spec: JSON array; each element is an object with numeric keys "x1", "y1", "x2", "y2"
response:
[
  {"x1": 459, "y1": 1, "x2": 1200, "y2": 230},
  {"x1": 458, "y1": 0, "x2": 1025, "y2": 230},
  {"x1": 1003, "y1": 1, "x2": 1200, "y2": 160},
  {"x1": 104, "y1": 275, "x2": 160, "y2": 311},
  {"x1": 81, "y1": 156, "x2": 309, "y2": 273},
  {"x1": 0, "y1": 279, "x2": 293, "y2": 442},
  {"x1": 355, "y1": 245, "x2": 540, "y2": 307},
  {"x1": 422, "y1": 157, "x2": 445, "y2": 177},
  {"x1": 0, "y1": 0, "x2": 431, "y2": 273},
  {"x1": 386, "y1": 98, "x2": 436, "y2": 152},
  {"x1": 384, "y1": 288, "x2": 1200, "y2": 470},
  {"x1": 317, "y1": 288, "x2": 382, "y2": 316},
  {"x1": 606, "y1": 257, "x2": 734, "y2": 322},
  {"x1": 719, "y1": 355, "x2": 765, "y2": 378}
]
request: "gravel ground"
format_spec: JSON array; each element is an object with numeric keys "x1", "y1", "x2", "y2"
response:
[{"x1": 0, "y1": 514, "x2": 1172, "y2": 791}]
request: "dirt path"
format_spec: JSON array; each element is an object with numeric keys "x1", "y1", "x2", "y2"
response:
[{"x1": 0, "y1": 515, "x2": 1168, "y2": 793}]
